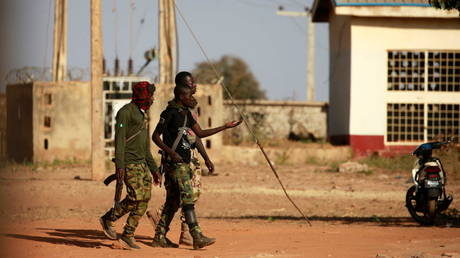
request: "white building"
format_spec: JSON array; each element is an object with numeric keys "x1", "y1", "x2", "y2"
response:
[{"x1": 312, "y1": 0, "x2": 460, "y2": 155}]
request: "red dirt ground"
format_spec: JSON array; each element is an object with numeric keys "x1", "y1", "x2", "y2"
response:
[{"x1": 0, "y1": 162, "x2": 459, "y2": 258}]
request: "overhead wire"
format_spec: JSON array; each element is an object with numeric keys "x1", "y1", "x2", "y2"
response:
[
  {"x1": 235, "y1": 0, "x2": 276, "y2": 8},
  {"x1": 287, "y1": 0, "x2": 305, "y2": 8},
  {"x1": 132, "y1": 0, "x2": 150, "y2": 56},
  {"x1": 172, "y1": 1, "x2": 312, "y2": 227},
  {"x1": 288, "y1": 16, "x2": 307, "y2": 37},
  {"x1": 129, "y1": 0, "x2": 135, "y2": 58}
]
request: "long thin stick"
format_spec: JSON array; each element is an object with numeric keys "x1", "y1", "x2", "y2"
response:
[{"x1": 173, "y1": 1, "x2": 312, "y2": 226}]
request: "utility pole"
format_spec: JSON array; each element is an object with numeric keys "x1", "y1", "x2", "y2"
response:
[
  {"x1": 276, "y1": 8, "x2": 315, "y2": 102},
  {"x1": 91, "y1": 0, "x2": 105, "y2": 181},
  {"x1": 52, "y1": 0, "x2": 67, "y2": 81},
  {"x1": 159, "y1": 0, "x2": 177, "y2": 84}
]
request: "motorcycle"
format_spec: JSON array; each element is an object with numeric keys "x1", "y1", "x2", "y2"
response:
[{"x1": 405, "y1": 141, "x2": 453, "y2": 225}]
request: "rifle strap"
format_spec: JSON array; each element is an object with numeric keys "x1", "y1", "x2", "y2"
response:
[
  {"x1": 125, "y1": 119, "x2": 148, "y2": 144},
  {"x1": 171, "y1": 111, "x2": 188, "y2": 152}
]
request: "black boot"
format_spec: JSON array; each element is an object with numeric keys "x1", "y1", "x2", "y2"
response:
[
  {"x1": 183, "y1": 206, "x2": 216, "y2": 249},
  {"x1": 151, "y1": 226, "x2": 179, "y2": 248},
  {"x1": 99, "y1": 209, "x2": 117, "y2": 240}
]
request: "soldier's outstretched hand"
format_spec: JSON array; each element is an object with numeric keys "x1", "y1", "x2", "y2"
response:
[
  {"x1": 225, "y1": 120, "x2": 242, "y2": 128},
  {"x1": 205, "y1": 158, "x2": 214, "y2": 174}
]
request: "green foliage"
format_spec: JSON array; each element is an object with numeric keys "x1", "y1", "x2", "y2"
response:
[
  {"x1": 1, "y1": 158, "x2": 90, "y2": 171},
  {"x1": 361, "y1": 154, "x2": 414, "y2": 172},
  {"x1": 275, "y1": 150, "x2": 290, "y2": 165},
  {"x1": 371, "y1": 215, "x2": 381, "y2": 223},
  {"x1": 435, "y1": 144, "x2": 460, "y2": 176},
  {"x1": 430, "y1": 0, "x2": 460, "y2": 12},
  {"x1": 359, "y1": 169, "x2": 374, "y2": 176},
  {"x1": 361, "y1": 145, "x2": 460, "y2": 176},
  {"x1": 326, "y1": 161, "x2": 340, "y2": 173},
  {"x1": 192, "y1": 55, "x2": 266, "y2": 100}
]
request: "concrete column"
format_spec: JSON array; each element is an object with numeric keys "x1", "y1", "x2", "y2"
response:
[
  {"x1": 52, "y1": 0, "x2": 67, "y2": 81},
  {"x1": 91, "y1": 0, "x2": 105, "y2": 181},
  {"x1": 159, "y1": 0, "x2": 177, "y2": 84}
]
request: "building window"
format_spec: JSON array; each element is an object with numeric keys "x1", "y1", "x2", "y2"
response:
[
  {"x1": 103, "y1": 81, "x2": 110, "y2": 90},
  {"x1": 122, "y1": 81, "x2": 130, "y2": 91},
  {"x1": 45, "y1": 93, "x2": 52, "y2": 105},
  {"x1": 428, "y1": 52, "x2": 460, "y2": 92},
  {"x1": 428, "y1": 104, "x2": 460, "y2": 140},
  {"x1": 387, "y1": 103, "x2": 424, "y2": 142},
  {"x1": 387, "y1": 51, "x2": 425, "y2": 91},
  {"x1": 206, "y1": 139, "x2": 211, "y2": 149},
  {"x1": 44, "y1": 116, "x2": 51, "y2": 128},
  {"x1": 388, "y1": 50, "x2": 460, "y2": 92}
]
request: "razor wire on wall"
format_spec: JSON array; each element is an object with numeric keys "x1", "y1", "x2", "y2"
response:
[{"x1": 5, "y1": 67, "x2": 89, "y2": 85}]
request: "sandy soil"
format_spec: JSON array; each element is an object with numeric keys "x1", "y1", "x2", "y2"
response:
[{"x1": 0, "y1": 162, "x2": 459, "y2": 258}]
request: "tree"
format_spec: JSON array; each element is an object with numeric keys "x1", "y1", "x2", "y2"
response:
[
  {"x1": 429, "y1": 0, "x2": 460, "y2": 13},
  {"x1": 192, "y1": 55, "x2": 266, "y2": 100}
]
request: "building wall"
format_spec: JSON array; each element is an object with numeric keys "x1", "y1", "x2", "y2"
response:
[
  {"x1": 6, "y1": 81, "x2": 223, "y2": 163},
  {"x1": 223, "y1": 100, "x2": 328, "y2": 142},
  {"x1": 32, "y1": 81, "x2": 92, "y2": 162},
  {"x1": 0, "y1": 93, "x2": 6, "y2": 160},
  {"x1": 328, "y1": 14, "x2": 352, "y2": 143},
  {"x1": 349, "y1": 17, "x2": 460, "y2": 153},
  {"x1": 7, "y1": 81, "x2": 92, "y2": 163},
  {"x1": 6, "y1": 83, "x2": 34, "y2": 162}
]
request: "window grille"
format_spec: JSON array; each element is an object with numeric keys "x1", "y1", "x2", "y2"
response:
[
  {"x1": 388, "y1": 50, "x2": 460, "y2": 92},
  {"x1": 387, "y1": 103, "x2": 424, "y2": 142},
  {"x1": 387, "y1": 51, "x2": 425, "y2": 91},
  {"x1": 428, "y1": 52, "x2": 460, "y2": 92},
  {"x1": 428, "y1": 104, "x2": 460, "y2": 140}
]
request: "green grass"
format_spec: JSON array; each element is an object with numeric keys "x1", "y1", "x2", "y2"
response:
[
  {"x1": 1, "y1": 158, "x2": 91, "y2": 171},
  {"x1": 436, "y1": 146, "x2": 460, "y2": 176},
  {"x1": 358, "y1": 169, "x2": 374, "y2": 176},
  {"x1": 361, "y1": 154, "x2": 415, "y2": 173},
  {"x1": 326, "y1": 161, "x2": 340, "y2": 173},
  {"x1": 361, "y1": 146, "x2": 460, "y2": 176}
]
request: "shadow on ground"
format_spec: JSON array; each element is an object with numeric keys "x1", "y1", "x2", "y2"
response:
[
  {"x1": 3, "y1": 228, "x2": 153, "y2": 248},
  {"x1": 204, "y1": 215, "x2": 460, "y2": 228}
]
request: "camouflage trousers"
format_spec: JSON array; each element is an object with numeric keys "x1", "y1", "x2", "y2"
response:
[
  {"x1": 155, "y1": 162, "x2": 201, "y2": 235},
  {"x1": 110, "y1": 163, "x2": 152, "y2": 237},
  {"x1": 189, "y1": 156, "x2": 202, "y2": 202}
]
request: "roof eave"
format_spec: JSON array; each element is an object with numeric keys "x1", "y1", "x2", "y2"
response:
[{"x1": 312, "y1": 0, "x2": 459, "y2": 22}]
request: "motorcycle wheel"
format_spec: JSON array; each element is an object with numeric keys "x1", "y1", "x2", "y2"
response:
[
  {"x1": 426, "y1": 199, "x2": 437, "y2": 225},
  {"x1": 405, "y1": 185, "x2": 432, "y2": 225}
]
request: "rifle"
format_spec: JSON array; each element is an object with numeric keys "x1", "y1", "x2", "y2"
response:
[
  {"x1": 111, "y1": 168, "x2": 124, "y2": 220},
  {"x1": 158, "y1": 150, "x2": 166, "y2": 187},
  {"x1": 103, "y1": 158, "x2": 117, "y2": 186},
  {"x1": 103, "y1": 159, "x2": 124, "y2": 220}
]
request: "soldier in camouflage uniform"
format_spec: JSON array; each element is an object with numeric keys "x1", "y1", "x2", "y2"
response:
[
  {"x1": 99, "y1": 81, "x2": 160, "y2": 250},
  {"x1": 150, "y1": 72, "x2": 214, "y2": 246},
  {"x1": 151, "y1": 77, "x2": 241, "y2": 249}
]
